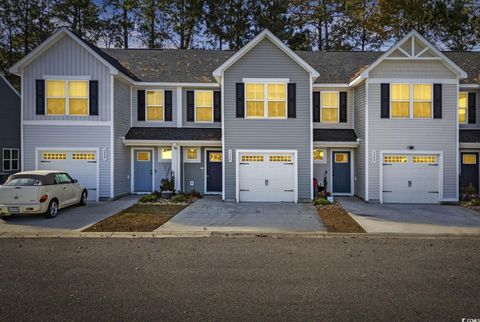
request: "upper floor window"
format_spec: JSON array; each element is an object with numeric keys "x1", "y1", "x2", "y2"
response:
[
  {"x1": 146, "y1": 90, "x2": 164, "y2": 121},
  {"x1": 3, "y1": 148, "x2": 19, "y2": 171},
  {"x1": 391, "y1": 83, "x2": 432, "y2": 119},
  {"x1": 246, "y1": 82, "x2": 287, "y2": 119},
  {"x1": 195, "y1": 91, "x2": 213, "y2": 123},
  {"x1": 321, "y1": 92, "x2": 339, "y2": 123},
  {"x1": 46, "y1": 80, "x2": 88, "y2": 116},
  {"x1": 459, "y1": 92, "x2": 468, "y2": 124}
]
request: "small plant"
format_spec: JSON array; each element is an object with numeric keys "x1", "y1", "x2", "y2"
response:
[
  {"x1": 460, "y1": 183, "x2": 477, "y2": 201},
  {"x1": 186, "y1": 189, "x2": 202, "y2": 199},
  {"x1": 161, "y1": 176, "x2": 175, "y2": 192},
  {"x1": 139, "y1": 194, "x2": 158, "y2": 203},
  {"x1": 171, "y1": 194, "x2": 189, "y2": 203},
  {"x1": 314, "y1": 197, "x2": 330, "y2": 206},
  {"x1": 470, "y1": 198, "x2": 480, "y2": 207}
]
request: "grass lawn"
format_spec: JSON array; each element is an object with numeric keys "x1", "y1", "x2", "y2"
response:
[
  {"x1": 83, "y1": 203, "x2": 187, "y2": 232},
  {"x1": 317, "y1": 202, "x2": 366, "y2": 233}
]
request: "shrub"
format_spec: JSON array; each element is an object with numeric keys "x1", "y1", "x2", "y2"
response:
[
  {"x1": 314, "y1": 197, "x2": 330, "y2": 206},
  {"x1": 470, "y1": 198, "x2": 480, "y2": 207},
  {"x1": 186, "y1": 190, "x2": 202, "y2": 199},
  {"x1": 160, "y1": 176, "x2": 175, "y2": 192},
  {"x1": 171, "y1": 194, "x2": 189, "y2": 203},
  {"x1": 139, "y1": 194, "x2": 158, "y2": 203},
  {"x1": 460, "y1": 184, "x2": 477, "y2": 201}
]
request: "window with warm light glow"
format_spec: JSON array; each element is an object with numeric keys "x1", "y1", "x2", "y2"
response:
[
  {"x1": 246, "y1": 83, "x2": 265, "y2": 118},
  {"x1": 146, "y1": 90, "x2": 164, "y2": 121},
  {"x1": 391, "y1": 84, "x2": 410, "y2": 118},
  {"x1": 136, "y1": 151, "x2": 151, "y2": 162},
  {"x1": 321, "y1": 92, "x2": 339, "y2": 123},
  {"x1": 267, "y1": 83, "x2": 286, "y2": 118},
  {"x1": 195, "y1": 91, "x2": 213, "y2": 122},
  {"x1": 459, "y1": 92, "x2": 468, "y2": 124},
  {"x1": 160, "y1": 147, "x2": 171, "y2": 160},
  {"x1": 413, "y1": 84, "x2": 432, "y2": 118},
  {"x1": 313, "y1": 148, "x2": 326, "y2": 163},
  {"x1": 463, "y1": 154, "x2": 477, "y2": 165},
  {"x1": 184, "y1": 147, "x2": 200, "y2": 162},
  {"x1": 46, "y1": 80, "x2": 88, "y2": 116},
  {"x1": 245, "y1": 82, "x2": 287, "y2": 119}
]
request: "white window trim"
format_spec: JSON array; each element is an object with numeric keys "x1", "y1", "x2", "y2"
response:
[
  {"x1": 183, "y1": 147, "x2": 201, "y2": 163},
  {"x1": 194, "y1": 90, "x2": 214, "y2": 123},
  {"x1": 459, "y1": 91, "x2": 468, "y2": 124},
  {"x1": 2, "y1": 148, "x2": 19, "y2": 171},
  {"x1": 245, "y1": 81, "x2": 288, "y2": 120},
  {"x1": 320, "y1": 91, "x2": 340, "y2": 123},
  {"x1": 45, "y1": 79, "x2": 89, "y2": 116},
  {"x1": 313, "y1": 148, "x2": 327, "y2": 164},
  {"x1": 390, "y1": 83, "x2": 433, "y2": 119},
  {"x1": 145, "y1": 89, "x2": 165, "y2": 122},
  {"x1": 158, "y1": 146, "x2": 172, "y2": 161}
]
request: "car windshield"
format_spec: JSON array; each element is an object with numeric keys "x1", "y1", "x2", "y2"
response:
[{"x1": 4, "y1": 178, "x2": 42, "y2": 186}]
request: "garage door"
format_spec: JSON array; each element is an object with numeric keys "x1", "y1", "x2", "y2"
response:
[
  {"x1": 382, "y1": 154, "x2": 439, "y2": 204},
  {"x1": 38, "y1": 150, "x2": 98, "y2": 201},
  {"x1": 239, "y1": 152, "x2": 295, "y2": 202}
]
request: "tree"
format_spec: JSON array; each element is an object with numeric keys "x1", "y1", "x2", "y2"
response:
[
  {"x1": 204, "y1": 0, "x2": 229, "y2": 49},
  {"x1": 105, "y1": 0, "x2": 138, "y2": 48},
  {"x1": 136, "y1": 0, "x2": 166, "y2": 48},
  {"x1": 223, "y1": 0, "x2": 253, "y2": 50},
  {"x1": 164, "y1": 0, "x2": 205, "y2": 49},
  {"x1": 250, "y1": 0, "x2": 293, "y2": 42}
]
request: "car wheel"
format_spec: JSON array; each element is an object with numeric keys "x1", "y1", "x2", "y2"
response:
[
  {"x1": 44, "y1": 199, "x2": 59, "y2": 218},
  {"x1": 79, "y1": 190, "x2": 87, "y2": 206}
]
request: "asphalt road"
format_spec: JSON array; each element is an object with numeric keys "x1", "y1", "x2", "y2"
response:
[{"x1": 0, "y1": 237, "x2": 479, "y2": 321}]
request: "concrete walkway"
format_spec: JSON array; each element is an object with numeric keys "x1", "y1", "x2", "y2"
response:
[
  {"x1": 0, "y1": 195, "x2": 139, "y2": 232},
  {"x1": 156, "y1": 196, "x2": 325, "y2": 233},
  {"x1": 338, "y1": 197, "x2": 480, "y2": 235}
]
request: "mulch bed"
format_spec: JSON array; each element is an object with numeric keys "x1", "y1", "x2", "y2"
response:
[
  {"x1": 316, "y1": 202, "x2": 366, "y2": 233},
  {"x1": 83, "y1": 204, "x2": 187, "y2": 232}
]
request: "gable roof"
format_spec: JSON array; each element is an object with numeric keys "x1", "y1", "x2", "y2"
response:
[
  {"x1": 0, "y1": 73, "x2": 20, "y2": 97},
  {"x1": 212, "y1": 29, "x2": 320, "y2": 80}
]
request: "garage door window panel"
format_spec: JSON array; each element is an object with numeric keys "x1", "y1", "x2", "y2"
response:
[
  {"x1": 72, "y1": 153, "x2": 96, "y2": 160},
  {"x1": 195, "y1": 91, "x2": 213, "y2": 123},
  {"x1": 413, "y1": 155, "x2": 437, "y2": 164},
  {"x1": 146, "y1": 90, "x2": 164, "y2": 121},
  {"x1": 384, "y1": 155, "x2": 407, "y2": 163},
  {"x1": 459, "y1": 92, "x2": 468, "y2": 124},
  {"x1": 269, "y1": 155, "x2": 292, "y2": 162},
  {"x1": 43, "y1": 152, "x2": 67, "y2": 160},
  {"x1": 241, "y1": 155, "x2": 264, "y2": 162},
  {"x1": 321, "y1": 92, "x2": 339, "y2": 123}
]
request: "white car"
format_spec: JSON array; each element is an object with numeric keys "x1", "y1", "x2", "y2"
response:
[{"x1": 0, "y1": 171, "x2": 88, "y2": 219}]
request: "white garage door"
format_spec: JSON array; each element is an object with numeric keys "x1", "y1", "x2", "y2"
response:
[
  {"x1": 38, "y1": 150, "x2": 98, "y2": 201},
  {"x1": 382, "y1": 154, "x2": 439, "y2": 204},
  {"x1": 239, "y1": 152, "x2": 295, "y2": 202}
]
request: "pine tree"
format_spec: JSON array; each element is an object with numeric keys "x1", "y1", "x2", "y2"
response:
[
  {"x1": 163, "y1": 0, "x2": 205, "y2": 49},
  {"x1": 105, "y1": 0, "x2": 138, "y2": 48},
  {"x1": 136, "y1": 0, "x2": 166, "y2": 48}
]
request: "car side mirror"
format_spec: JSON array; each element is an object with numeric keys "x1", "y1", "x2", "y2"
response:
[{"x1": 73, "y1": 179, "x2": 78, "y2": 183}]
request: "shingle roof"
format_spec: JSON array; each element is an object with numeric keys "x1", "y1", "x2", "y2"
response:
[
  {"x1": 444, "y1": 52, "x2": 480, "y2": 84},
  {"x1": 125, "y1": 127, "x2": 222, "y2": 141},
  {"x1": 460, "y1": 130, "x2": 480, "y2": 143},
  {"x1": 313, "y1": 129, "x2": 358, "y2": 142}
]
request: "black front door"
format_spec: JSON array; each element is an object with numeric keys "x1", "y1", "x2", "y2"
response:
[
  {"x1": 332, "y1": 151, "x2": 351, "y2": 194},
  {"x1": 206, "y1": 151, "x2": 222, "y2": 192},
  {"x1": 460, "y1": 152, "x2": 479, "y2": 193}
]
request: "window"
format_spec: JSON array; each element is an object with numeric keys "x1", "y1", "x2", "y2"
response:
[
  {"x1": 413, "y1": 155, "x2": 437, "y2": 164},
  {"x1": 269, "y1": 155, "x2": 292, "y2": 162},
  {"x1": 384, "y1": 155, "x2": 407, "y2": 163},
  {"x1": 209, "y1": 152, "x2": 222, "y2": 162},
  {"x1": 146, "y1": 90, "x2": 164, "y2": 121},
  {"x1": 313, "y1": 148, "x2": 326, "y2": 163},
  {"x1": 3, "y1": 149, "x2": 19, "y2": 171},
  {"x1": 391, "y1": 84, "x2": 410, "y2": 118},
  {"x1": 55, "y1": 173, "x2": 73, "y2": 184},
  {"x1": 459, "y1": 92, "x2": 468, "y2": 124},
  {"x1": 160, "y1": 147, "x2": 172, "y2": 160},
  {"x1": 184, "y1": 147, "x2": 200, "y2": 162},
  {"x1": 46, "y1": 80, "x2": 88, "y2": 116},
  {"x1": 241, "y1": 155, "x2": 264, "y2": 162},
  {"x1": 334, "y1": 153, "x2": 349, "y2": 163},
  {"x1": 463, "y1": 154, "x2": 477, "y2": 165},
  {"x1": 43, "y1": 152, "x2": 67, "y2": 160},
  {"x1": 195, "y1": 91, "x2": 213, "y2": 122},
  {"x1": 246, "y1": 82, "x2": 287, "y2": 119},
  {"x1": 136, "y1": 151, "x2": 151, "y2": 162},
  {"x1": 321, "y1": 92, "x2": 339, "y2": 123},
  {"x1": 72, "y1": 153, "x2": 96, "y2": 160},
  {"x1": 413, "y1": 84, "x2": 432, "y2": 118}
]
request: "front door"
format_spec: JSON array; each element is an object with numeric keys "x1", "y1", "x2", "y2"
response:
[
  {"x1": 134, "y1": 150, "x2": 153, "y2": 192},
  {"x1": 460, "y1": 152, "x2": 479, "y2": 193},
  {"x1": 206, "y1": 151, "x2": 222, "y2": 193},
  {"x1": 332, "y1": 151, "x2": 351, "y2": 194}
]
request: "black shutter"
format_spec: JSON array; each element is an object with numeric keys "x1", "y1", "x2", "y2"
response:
[
  {"x1": 433, "y1": 84, "x2": 442, "y2": 119},
  {"x1": 339, "y1": 91, "x2": 347, "y2": 123},
  {"x1": 164, "y1": 90, "x2": 172, "y2": 121},
  {"x1": 380, "y1": 83, "x2": 390, "y2": 119},
  {"x1": 186, "y1": 91, "x2": 194, "y2": 122},
  {"x1": 287, "y1": 83, "x2": 296, "y2": 118},
  {"x1": 468, "y1": 92, "x2": 476, "y2": 124},
  {"x1": 214, "y1": 91, "x2": 221, "y2": 122},
  {"x1": 236, "y1": 83, "x2": 245, "y2": 118},
  {"x1": 89, "y1": 80, "x2": 98, "y2": 116},
  {"x1": 137, "y1": 90, "x2": 145, "y2": 121},
  {"x1": 313, "y1": 92, "x2": 320, "y2": 122},
  {"x1": 36, "y1": 79, "x2": 45, "y2": 115}
]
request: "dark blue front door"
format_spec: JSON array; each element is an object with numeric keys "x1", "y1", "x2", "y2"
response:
[
  {"x1": 332, "y1": 151, "x2": 351, "y2": 194},
  {"x1": 134, "y1": 150, "x2": 153, "y2": 192},
  {"x1": 206, "y1": 151, "x2": 222, "y2": 192},
  {"x1": 460, "y1": 152, "x2": 479, "y2": 192}
]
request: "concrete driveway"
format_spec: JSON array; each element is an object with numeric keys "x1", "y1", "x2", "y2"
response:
[
  {"x1": 338, "y1": 197, "x2": 480, "y2": 235},
  {"x1": 156, "y1": 196, "x2": 325, "y2": 233},
  {"x1": 0, "y1": 195, "x2": 139, "y2": 232}
]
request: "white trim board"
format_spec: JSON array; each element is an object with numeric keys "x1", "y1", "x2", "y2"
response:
[
  {"x1": 122, "y1": 139, "x2": 222, "y2": 146},
  {"x1": 23, "y1": 120, "x2": 112, "y2": 126},
  {"x1": 314, "y1": 141, "x2": 359, "y2": 148}
]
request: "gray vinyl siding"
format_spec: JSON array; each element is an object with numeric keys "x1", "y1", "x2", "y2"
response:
[
  {"x1": 154, "y1": 146, "x2": 173, "y2": 191},
  {"x1": 182, "y1": 147, "x2": 206, "y2": 193},
  {"x1": 131, "y1": 86, "x2": 178, "y2": 127},
  {"x1": 369, "y1": 60, "x2": 456, "y2": 79},
  {"x1": 459, "y1": 88, "x2": 480, "y2": 129},
  {"x1": 0, "y1": 77, "x2": 21, "y2": 180},
  {"x1": 223, "y1": 38, "x2": 312, "y2": 201},
  {"x1": 313, "y1": 87, "x2": 354, "y2": 129},
  {"x1": 353, "y1": 82, "x2": 366, "y2": 199},
  {"x1": 22, "y1": 35, "x2": 111, "y2": 121},
  {"x1": 113, "y1": 78, "x2": 131, "y2": 197},
  {"x1": 182, "y1": 88, "x2": 221, "y2": 128},
  {"x1": 23, "y1": 125, "x2": 111, "y2": 198},
  {"x1": 367, "y1": 82, "x2": 458, "y2": 201}
]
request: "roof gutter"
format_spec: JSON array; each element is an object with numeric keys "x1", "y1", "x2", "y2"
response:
[{"x1": 122, "y1": 138, "x2": 222, "y2": 146}]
